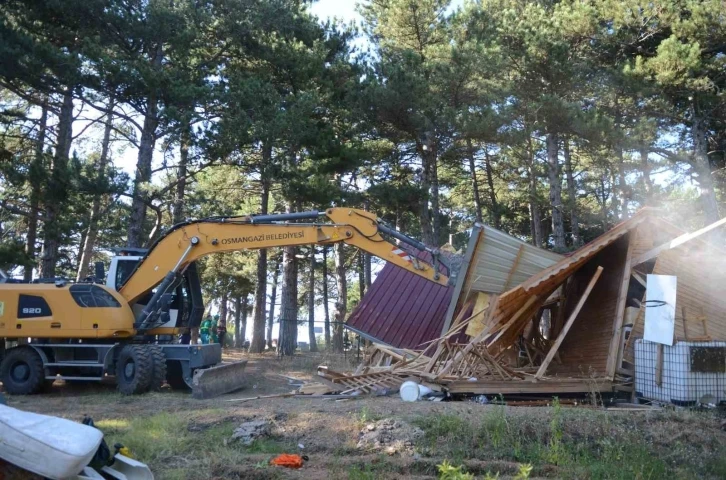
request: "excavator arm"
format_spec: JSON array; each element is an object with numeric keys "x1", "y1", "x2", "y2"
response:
[{"x1": 119, "y1": 208, "x2": 449, "y2": 331}]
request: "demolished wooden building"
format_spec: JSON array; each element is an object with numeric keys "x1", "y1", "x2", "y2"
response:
[{"x1": 339, "y1": 209, "x2": 726, "y2": 399}]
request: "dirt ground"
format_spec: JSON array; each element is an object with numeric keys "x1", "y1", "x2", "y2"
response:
[{"x1": 5, "y1": 350, "x2": 726, "y2": 479}]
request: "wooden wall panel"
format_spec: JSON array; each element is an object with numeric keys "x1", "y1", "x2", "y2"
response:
[{"x1": 548, "y1": 235, "x2": 630, "y2": 377}]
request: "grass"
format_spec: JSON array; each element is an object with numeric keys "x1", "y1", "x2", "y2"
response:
[
  {"x1": 411, "y1": 405, "x2": 726, "y2": 480},
  {"x1": 96, "y1": 409, "x2": 293, "y2": 480}
]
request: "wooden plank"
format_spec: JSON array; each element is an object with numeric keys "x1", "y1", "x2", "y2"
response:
[
  {"x1": 502, "y1": 244, "x2": 526, "y2": 292},
  {"x1": 682, "y1": 306, "x2": 689, "y2": 340},
  {"x1": 606, "y1": 232, "x2": 636, "y2": 379},
  {"x1": 488, "y1": 295, "x2": 540, "y2": 345},
  {"x1": 434, "y1": 295, "x2": 508, "y2": 378},
  {"x1": 440, "y1": 225, "x2": 483, "y2": 335},
  {"x1": 655, "y1": 344, "x2": 664, "y2": 387},
  {"x1": 446, "y1": 380, "x2": 614, "y2": 394},
  {"x1": 632, "y1": 272, "x2": 647, "y2": 288},
  {"x1": 535, "y1": 266, "x2": 604, "y2": 379},
  {"x1": 632, "y1": 215, "x2": 726, "y2": 266}
]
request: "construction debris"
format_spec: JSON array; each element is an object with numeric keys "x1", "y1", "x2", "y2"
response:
[
  {"x1": 330, "y1": 210, "x2": 726, "y2": 403},
  {"x1": 229, "y1": 420, "x2": 271, "y2": 446}
]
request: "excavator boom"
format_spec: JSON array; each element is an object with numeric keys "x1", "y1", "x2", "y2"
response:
[{"x1": 120, "y1": 208, "x2": 448, "y2": 306}]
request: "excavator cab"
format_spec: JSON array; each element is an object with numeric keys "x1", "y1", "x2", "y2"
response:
[{"x1": 105, "y1": 249, "x2": 204, "y2": 334}]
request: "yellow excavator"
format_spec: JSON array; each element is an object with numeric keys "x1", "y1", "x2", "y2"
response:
[{"x1": 0, "y1": 208, "x2": 448, "y2": 397}]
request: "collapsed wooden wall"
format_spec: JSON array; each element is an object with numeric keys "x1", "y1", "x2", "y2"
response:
[{"x1": 549, "y1": 235, "x2": 630, "y2": 377}]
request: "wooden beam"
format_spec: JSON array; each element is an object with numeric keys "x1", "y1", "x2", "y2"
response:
[
  {"x1": 632, "y1": 272, "x2": 647, "y2": 288},
  {"x1": 535, "y1": 266, "x2": 604, "y2": 379},
  {"x1": 655, "y1": 344, "x2": 664, "y2": 387},
  {"x1": 488, "y1": 295, "x2": 540, "y2": 346},
  {"x1": 502, "y1": 244, "x2": 525, "y2": 291},
  {"x1": 440, "y1": 225, "x2": 483, "y2": 335},
  {"x1": 632, "y1": 215, "x2": 726, "y2": 266},
  {"x1": 682, "y1": 306, "x2": 689, "y2": 340},
  {"x1": 606, "y1": 233, "x2": 636, "y2": 378},
  {"x1": 446, "y1": 379, "x2": 614, "y2": 394}
]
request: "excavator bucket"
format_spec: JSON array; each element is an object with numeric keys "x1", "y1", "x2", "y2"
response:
[{"x1": 191, "y1": 360, "x2": 248, "y2": 399}]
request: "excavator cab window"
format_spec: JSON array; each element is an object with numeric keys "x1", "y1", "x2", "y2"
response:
[
  {"x1": 69, "y1": 285, "x2": 122, "y2": 308},
  {"x1": 115, "y1": 258, "x2": 139, "y2": 289}
]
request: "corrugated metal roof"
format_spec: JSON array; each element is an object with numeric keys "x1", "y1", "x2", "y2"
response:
[
  {"x1": 346, "y1": 250, "x2": 454, "y2": 350},
  {"x1": 465, "y1": 225, "x2": 563, "y2": 294},
  {"x1": 441, "y1": 224, "x2": 563, "y2": 334}
]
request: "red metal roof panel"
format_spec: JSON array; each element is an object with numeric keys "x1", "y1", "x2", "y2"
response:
[{"x1": 346, "y1": 250, "x2": 454, "y2": 350}]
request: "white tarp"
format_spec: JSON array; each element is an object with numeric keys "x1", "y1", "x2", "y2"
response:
[{"x1": 644, "y1": 274, "x2": 677, "y2": 346}]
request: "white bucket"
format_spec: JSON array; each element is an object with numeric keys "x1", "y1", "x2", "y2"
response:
[{"x1": 399, "y1": 381, "x2": 433, "y2": 402}]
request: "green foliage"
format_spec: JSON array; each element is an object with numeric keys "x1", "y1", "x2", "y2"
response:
[
  {"x1": 437, "y1": 460, "x2": 474, "y2": 480},
  {"x1": 0, "y1": 0, "x2": 724, "y2": 350}
]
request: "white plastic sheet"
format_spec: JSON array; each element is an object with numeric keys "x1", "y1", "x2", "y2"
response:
[{"x1": 644, "y1": 274, "x2": 677, "y2": 346}]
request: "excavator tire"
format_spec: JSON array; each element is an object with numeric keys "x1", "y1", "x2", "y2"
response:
[
  {"x1": 116, "y1": 345, "x2": 152, "y2": 395},
  {"x1": 147, "y1": 345, "x2": 167, "y2": 391},
  {"x1": 0, "y1": 347, "x2": 46, "y2": 395}
]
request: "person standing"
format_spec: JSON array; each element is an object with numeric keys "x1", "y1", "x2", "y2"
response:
[
  {"x1": 200, "y1": 315, "x2": 213, "y2": 344},
  {"x1": 217, "y1": 322, "x2": 227, "y2": 348},
  {"x1": 211, "y1": 315, "x2": 220, "y2": 344}
]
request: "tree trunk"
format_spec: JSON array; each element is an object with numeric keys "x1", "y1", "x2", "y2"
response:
[
  {"x1": 249, "y1": 142, "x2": 272, "y2": 353},
  {"x1": 416, "y1": 139, "x2": 435, "y2": 246},
  {"x1": 219, "y1": 291, "x2": 228, "y2": 328},
  {"x1": 332, "y1": 242, "x2": 346, "y2": 353},
  {"x1": 25, "y1": 97, "x2": 48, "y2": 281},
  {"x1": 527, "y1": 137, "x2": 543, "y2": 247},
  {"x1": 616, "y1": 143, "x2": 628, "y2": 219},
  {"x1": 692, "y1": 99, "x2": 720, "y2": 223},
  {"x1": 128, "y1": 45, "x2": 163, "y2": 247},
  {"x1": 364, "y1": 254, "x2": 371, "y2": 290},
  {"x1": 278, "y1": 242, "x2": 298, "y2": 356},
  {"x1": 173, "y1": 120, "x2": 191, "y2": 224},
  {"x1": 466, "y1": 139, "x2": 484, "y2": 223},
  {"x1": 40, "y1": 86, "x2": 74, "y2": 278},
  {"x1": 358, "y1": 251, "x2": 365, "y2": 299},
  {"x1": 322, "y1": 246, "x2": 331, "y2": 349},
  {"x1": 240, "y1": 297, "x2": 248, "y2": 347},
  {"x1": 267, "y1": 258, "x2": 280, "y2": 349},
  {"x1": 430, "y1": 151, "x2": 441, "y2": 245},
  {"x1": 563, "y1": 139, "x2": 581, "y2": 247},
  {"x1": 249, "y1": 242, "x2": 268, "y2": 353},
  {"x1": 308, "y1": 248, "x2": 318, "y2": 352},
  {"x1": 483, "y1": 148, "x2": 501, "y2": 229},
  {"x1": 127, "y1": 96, "x2": 159, "y2": 247},
  {"x1": 234, "y1": 296, "x2": 242, "y2": 348},
  {"x1": 547, "y1": 133, "x2": 565, "y2": 251},
  {"x1": 219, "y1": 291, "x2": 228, "y2": 348},
  {"x1": 77, "y1": 96, "x2": 114, "y2": 281},
  {"x1": 640, "y1": 144, "x2": 653, "y2": 201}
]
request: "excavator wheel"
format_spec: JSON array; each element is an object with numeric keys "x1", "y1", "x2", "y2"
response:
[
  {"x1": 166, "y1": 360, "x2": 191, "y2": 390},
  {"x1": 147, "y1": 345, "x2": 167, "y2": 391},
  {"x1": 0, "y1": 347, "x2": 46, "y2": 395},
  {"x1": 116, "y1": 345, "x2": 152, "y2": 395}
]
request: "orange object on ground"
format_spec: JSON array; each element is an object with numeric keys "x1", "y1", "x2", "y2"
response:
[{"x1": 270, "y1": 454, "x2": 305, "y2": 469}]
